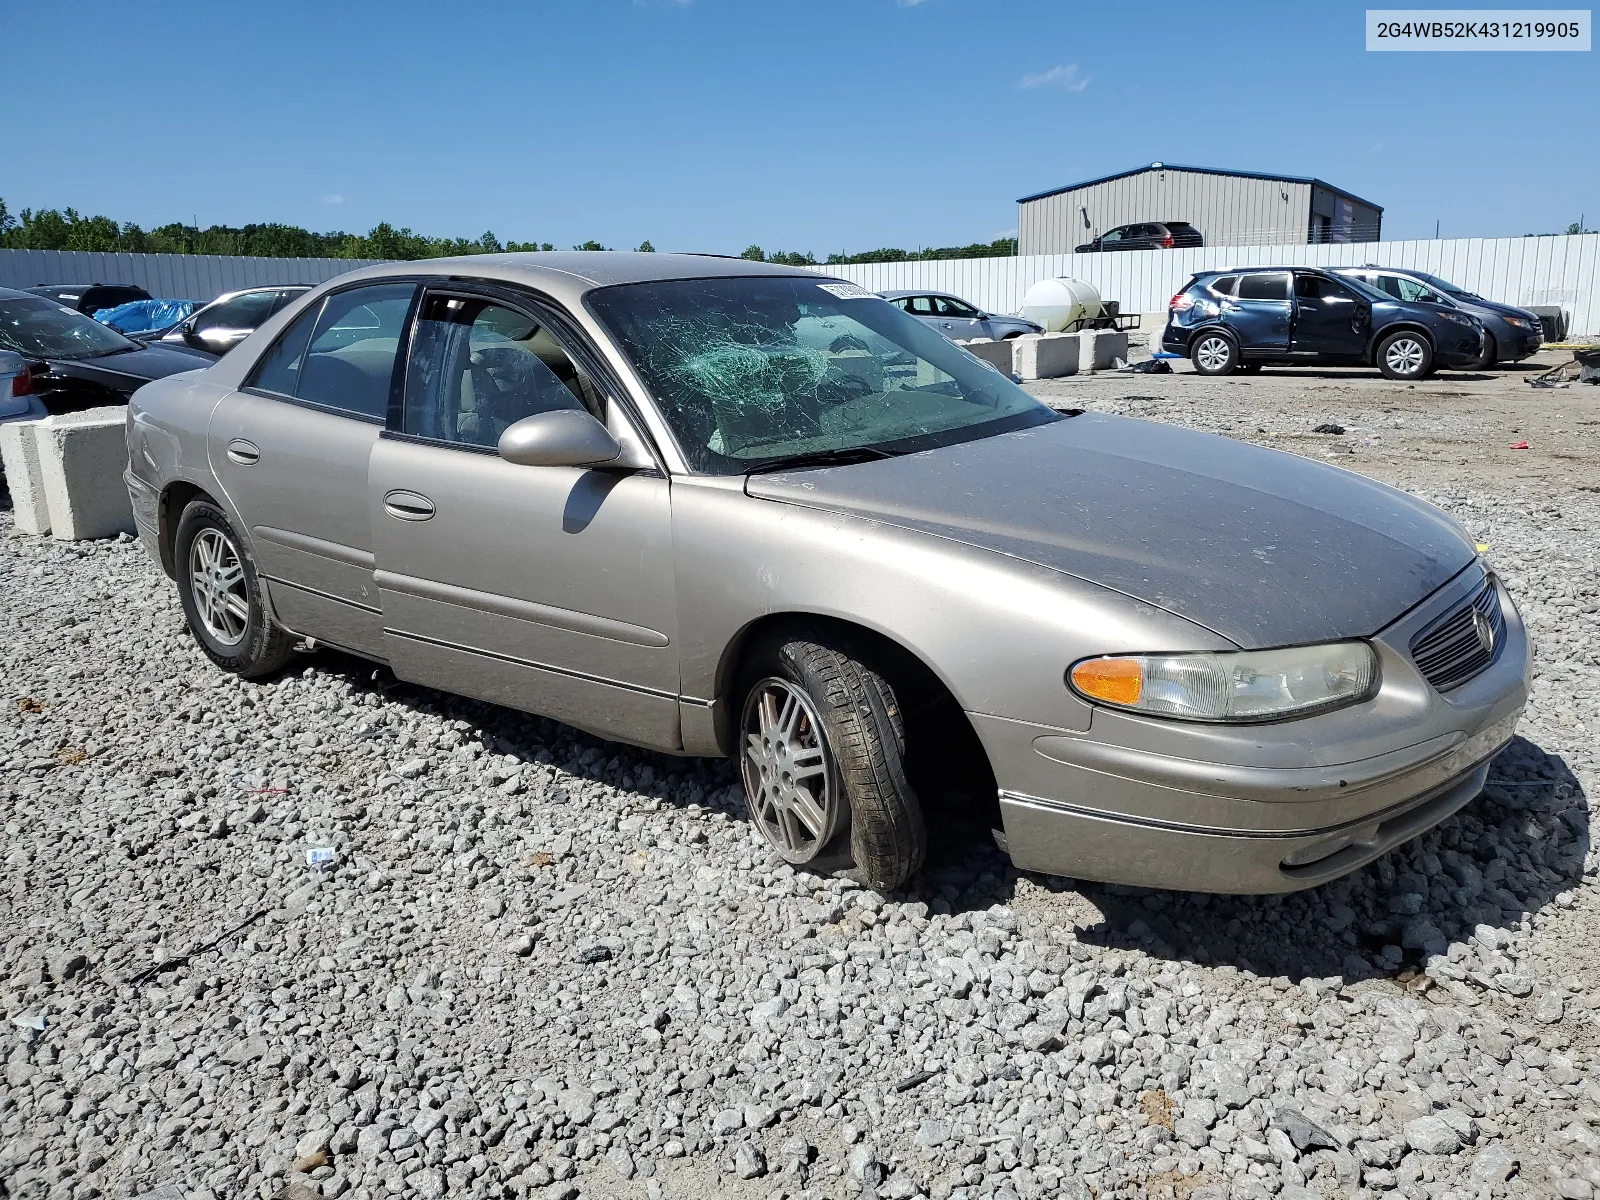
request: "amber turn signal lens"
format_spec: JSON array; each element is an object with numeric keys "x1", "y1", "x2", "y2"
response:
[{"x1": 1069, "y1": 657, "x2": 1143, "y2": 706}]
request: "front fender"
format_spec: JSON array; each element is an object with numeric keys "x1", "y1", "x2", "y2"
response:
[{"x1": 669, "y1": 477, "x2": 1230, "y2": 755}]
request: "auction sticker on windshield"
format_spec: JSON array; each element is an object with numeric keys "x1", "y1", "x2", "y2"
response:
[
  {"x1": 816, "y1": 282, "x2": 877, "y2": 300},
  {"x1": 1367, "y1": 9, "x2": 1590, "y2": 49}
]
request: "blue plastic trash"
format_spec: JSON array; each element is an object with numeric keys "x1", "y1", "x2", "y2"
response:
[{"x1": 92, "y1": 299, "x2": 196, "y2": 334}]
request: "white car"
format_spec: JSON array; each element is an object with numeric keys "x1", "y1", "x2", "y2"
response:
[{"x1": 0, "y1": 349, "x2": 46, "y2": 426}]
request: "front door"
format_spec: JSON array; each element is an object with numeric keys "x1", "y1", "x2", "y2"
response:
[
  {"x1": 1291, "y1": 274, "x2": 1370, "y2": 359},
  {"x1": 1224, "y1": 271, "x2": 1292, "y2": 353},
  {"x1": 208, "y1": 282, "x2": 416, "y2": 658},
  {"x1": 931, "y1": 295, "x2": 987, "y2": 340},
  {"x1": 368, "y1": 287, "x2": 680, "y2": 748}
]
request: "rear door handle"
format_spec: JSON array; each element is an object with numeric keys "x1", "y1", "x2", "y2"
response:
[
  {"x1": 226, "y1": 439, "x2": 260, "y2": 465},
  {"x1": 383, "y1": 490, "x2": 435, "y2": 521}
]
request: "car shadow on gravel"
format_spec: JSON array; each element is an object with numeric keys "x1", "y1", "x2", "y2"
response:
[
  {"x1": 1055, "y1": 736, "x2": 1588, "y2": 984},
  {"x1": 308, "y1": 654, "x2": 1584, "y2": 986}
]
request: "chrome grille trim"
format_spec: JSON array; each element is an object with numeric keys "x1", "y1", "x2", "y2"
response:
[{"x1": 1410, "y1": 578, "x2": 1504, "y2": 692}]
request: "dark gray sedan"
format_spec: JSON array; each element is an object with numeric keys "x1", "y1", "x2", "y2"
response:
[
  {"x1": 1334, "y1": 267, "x2": 1543, "y2": 366},
  {"x1": 124, "y1": 253, "x2": 1528, "y2": 895},
  {"x1": 880, "y1": 290, "x2": 1042, "y2": 341}
]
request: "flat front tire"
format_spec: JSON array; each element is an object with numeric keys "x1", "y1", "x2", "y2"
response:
[
  {"x1": 1190, "y1": 332, "x2": 1237, "y2": 375},
  {"x1": 739, "y1": 632, "x2": 926, "y2": 891},
  {"x1": 1377, "y1": 330, "x2": 1434, "y2": 380},
  {"x1": 174, "y1": 500, "x2": 296, "y2": 678}
]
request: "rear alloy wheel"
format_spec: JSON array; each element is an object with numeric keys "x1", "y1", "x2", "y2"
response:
[
  {"x1": 739, "y1": 632, "x2": 926, "y2": 890},
  {"x1": 1190, "y1": 332, "x2": 1237, "y2": 375},
  {"x1": 174, "y1": 500, "x2": 296, "y2": 677},
  {"x1": 1377, "y1": 330, "x2": 1434, "y2": 380}
]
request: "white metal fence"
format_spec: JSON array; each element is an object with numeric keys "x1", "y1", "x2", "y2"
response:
[
  {"x1": 0, "y1": 249, "x2": 384, "y2": 302},
  {"x1": 807, "y1": 233, "x2": 1600, "y2": 337},
  {"x1": 5, "y1": 236, "x2": 1595, "y2": 336}
]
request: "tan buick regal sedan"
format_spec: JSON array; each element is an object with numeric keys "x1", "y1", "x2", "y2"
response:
[{"x1": 124, "y1": 253, "x2": 1529, "y2": 894}]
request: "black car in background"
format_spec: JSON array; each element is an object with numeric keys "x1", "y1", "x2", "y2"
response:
[
  {"x1": 25, "y1": 283, "x2": 153, "y2": 316},
  {"x1": 1333, "y1": 266, "x2": 1543, "y2": 367},
  {"x1": 0, "y1": 286, "x2": 210, "y2": 412},
  {"x1": 1162, "y1": 266, "x2": 1485, "y2": 380},
  {"x1": 1075, "y1": 222, "x2": 1203, "y2": 253},
  {"x1": 147, "y1": 284, "x2": 311, "y2": 355}
]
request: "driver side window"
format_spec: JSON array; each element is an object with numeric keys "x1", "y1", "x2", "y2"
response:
[
  {"x1": 402, "y1": 295, "x2": 603, "y2": 450},
  {"x1": 932, "y1": 296, "x2": 979, "y2": 318}
]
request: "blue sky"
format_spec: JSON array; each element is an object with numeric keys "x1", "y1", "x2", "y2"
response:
[{"x1": 2, "y1": 0, "x2": 1594, "y2": 252}]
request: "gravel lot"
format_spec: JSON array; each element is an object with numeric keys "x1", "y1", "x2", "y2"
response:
[{"x1": 3, "y1": 352, "x2": 1599, "y2": 1200}]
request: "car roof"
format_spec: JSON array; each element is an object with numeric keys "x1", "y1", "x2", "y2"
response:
[
  {"x1": 878, "y1": 289, "x2": 960, "y2": 300},
  {"x1": 312, "y1": 251, "x2": 830, "y2": 312}
]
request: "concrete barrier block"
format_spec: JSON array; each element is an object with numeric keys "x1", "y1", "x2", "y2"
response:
[
  {"x1": 1079, "y1": 329, "x2": 1130, "y2": 373},
  {"x1": 0, "y1": 418, "x2": 52, "y2": 535},
  {"x1": 958, "y1": 337, "x2": 1015, "y2": 374},
  {"x1": 35, "y1": 408, "x2": 135, "y2": 541},
  {"x1": 1013, "y1": 332, "x2": 1080, "y2": 380}
]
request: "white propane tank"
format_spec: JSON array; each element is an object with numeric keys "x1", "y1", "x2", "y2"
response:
[{"x1": 1020, "y1": 277, "x2": 1103, "y2": 333}]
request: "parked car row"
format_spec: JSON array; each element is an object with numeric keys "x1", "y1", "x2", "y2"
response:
[{"x1": 1162, "y1": 263, "x2": 1543, "y2": 378}]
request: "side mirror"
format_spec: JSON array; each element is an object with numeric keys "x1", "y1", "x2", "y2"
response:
[{"x1": 498, "y1": 409, "x2": 623, "y2": 468}]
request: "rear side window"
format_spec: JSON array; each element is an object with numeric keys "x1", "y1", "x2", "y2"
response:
[
  {"x1": 297, "y1": 284, "x2": 416, "y2": 420},
  {"x1": 1209, "y1": 276, "x2": 1238, "y2": 297},
  {"x1": 249, "y1": 303, "x2": 320, "y2": 396},
  {"x1": 247, "y1": 283, "x2": 416, "y2": 419},
  {"x1": 1237, "y1": 273, "x2": 1289, "y2": 301}
]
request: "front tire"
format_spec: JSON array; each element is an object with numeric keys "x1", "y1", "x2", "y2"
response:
[
  {"x1": 1468, "y1": 332, "x2": 1498, "y2": 370},
  {"x1": 1190, "y1": 331, "x2": 1238, "y2": 375},
  {"x1": 1377, "y1": 330, "x2": 1434, "y2": 380},
  {"x1": 738, "y1": 632, "x2": 926, "y2": 891},
  {"x1": 174, "y1": 500, "x2": 296, "y2": 677}
]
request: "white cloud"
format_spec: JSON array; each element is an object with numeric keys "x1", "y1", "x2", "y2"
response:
[
  {"x1": 320, "y1": 194, "x2": 344, "y2": 205},
  {"x1": 1019, "y1": 64, "x2": 1089, "y2": 92}
]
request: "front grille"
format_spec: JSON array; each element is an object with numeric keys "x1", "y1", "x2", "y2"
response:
[
  {"x1": 1410, "y1": 580, "x2": 1505, "y2": 692},
  {"x1": 1529, "y1": 317, "x2": 1544, "y2": 340}
]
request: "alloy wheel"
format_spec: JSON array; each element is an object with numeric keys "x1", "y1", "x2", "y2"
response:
[
  {"x1": 188, "y1": 528, "x2": 250, "y2": 648},
  {"x1": 740, "y1": 678, "x2": 840, "y2": 862},
  {"x1": 1385, "y1": 337, "x2": 1426, "y2": 375},
  {"x1": 1195, "y1": 336, "x2": 1232, "y2": 372}
]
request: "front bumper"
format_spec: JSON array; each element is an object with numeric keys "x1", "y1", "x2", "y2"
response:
[{"x1": 980, "y1": 566, "x2": 1530, "y2": 893}]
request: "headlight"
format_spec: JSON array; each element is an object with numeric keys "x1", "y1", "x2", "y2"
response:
[
  {"x1": 1503, "y1": 316, "x2": 1527, "y2": 329},
  {"x1": 1068, "y1": 642, "x2": 1378, "y2": 723}
]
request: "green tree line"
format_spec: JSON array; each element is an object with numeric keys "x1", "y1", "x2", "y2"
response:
[
  {"x1": 741, "y1": 237, "x2": 1018, "y2": 265},
  {"x1": 0, "y1": 197, "x2": 1015, "y2": 263}
]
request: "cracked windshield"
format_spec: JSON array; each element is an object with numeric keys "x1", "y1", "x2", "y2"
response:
[{"x1": 587, "y1": 275, "x2": 1055, "y2": 473}]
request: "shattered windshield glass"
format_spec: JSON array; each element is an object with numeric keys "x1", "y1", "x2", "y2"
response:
[{"x1": 586, "y1": 276, "x2": 1056, "y2": 473}]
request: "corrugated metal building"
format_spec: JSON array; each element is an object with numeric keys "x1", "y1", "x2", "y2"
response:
[{"x1": 1018, "y1": 163, "x2": 1383, "y2": 255}]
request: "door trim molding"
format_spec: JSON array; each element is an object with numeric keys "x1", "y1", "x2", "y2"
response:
[
  {"x1": 383, "y1": 627, "x2": 678, "y2": 699},
  {"x1": 254, "y1": 525, "x2": 377, "y2": 570},
  {"x1": 260, "y1": 573, "x2": 384, "y2": 616},
  {"x1": 374, "y1": 569, "x2": 670, "y2": 648}
]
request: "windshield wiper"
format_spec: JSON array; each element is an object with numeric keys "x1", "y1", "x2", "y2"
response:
[{"x1": 742, "y1": 445, "x2": 900, "y2": 475}]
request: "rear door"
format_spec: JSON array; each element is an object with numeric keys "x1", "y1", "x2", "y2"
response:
[
  {"x1": 367, "y1": 285, "x2": 680, "y2": 747},
  {"x1": 1224, "y1": 272, "x2": 1292, "y2": 352},
  {"x1": 1291, "y1": 274, "x2": 1370, "y2": 359},
  {"x1": 208, "y1": 282, "x2": 417, "y2": 658}
]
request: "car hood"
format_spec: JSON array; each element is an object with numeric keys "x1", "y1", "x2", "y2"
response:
[
  {"x1": 1457, "y1": 297, "x2": 1538, "y2": 323},
  {"x1": 744, "y1": 412, "x2": 1476, "y2": 648}
]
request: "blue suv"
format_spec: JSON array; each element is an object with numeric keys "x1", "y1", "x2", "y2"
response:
[{"x1": 1162, "y1": 266, "x2": 1486, "y2": 380}]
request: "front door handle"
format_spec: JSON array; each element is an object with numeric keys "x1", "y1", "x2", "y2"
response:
[
  {"x1": 226, "y1": 439, "x2": 260, "y2": 465},
  {"x1": 383, "y1": 490, "x2": 435, "y2": 521}
]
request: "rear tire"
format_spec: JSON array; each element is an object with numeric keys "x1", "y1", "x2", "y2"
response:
[
  {"x1": 738, "y1": 630, "x2": 926, "y2": 891},
  {"x1": 1377, "y1": 330, "x2": 1434, "y2": 380},
  {"x1": 174, "y1": 500, "x2": 296, "y2": 678},
  {"x1": 1190, "y1": 331, "x2": 1238, "y2": 375}
]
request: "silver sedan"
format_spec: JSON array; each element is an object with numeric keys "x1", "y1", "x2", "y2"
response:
[{"x1": 124, "y1": 253, "x2": 1528, "y2": 894}]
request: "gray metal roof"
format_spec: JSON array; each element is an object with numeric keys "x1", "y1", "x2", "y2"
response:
[{"x1": 1017, "y1": 163, "x2": 1384, "y2": 212}]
